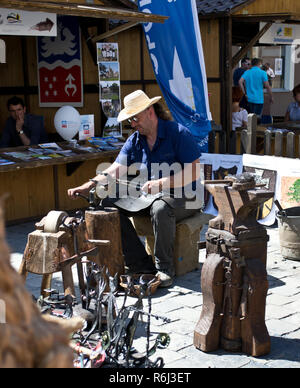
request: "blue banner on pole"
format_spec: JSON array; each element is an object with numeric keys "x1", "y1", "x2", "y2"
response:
[{"x1": 138, "y1": 0, "x2": 212, "y2": 152}]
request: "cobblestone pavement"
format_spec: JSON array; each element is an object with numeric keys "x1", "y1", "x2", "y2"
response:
[{"x1": 6, "y1": 222, "x2": 300, "y2": 368}]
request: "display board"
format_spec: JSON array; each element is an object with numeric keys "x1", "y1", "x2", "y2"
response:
[
  {"x1": 37, "y1": 15, "x2": 83, "y2": 107},
  {"x1": 0, "y1": 8, "x2": 57, "y2": 37},
  {"x1": 97, "y1": 42, "x2": 122, "y2": 138}
]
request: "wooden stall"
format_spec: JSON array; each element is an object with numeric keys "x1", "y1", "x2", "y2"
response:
[
  {"x1": 0, "y1": 145, "x2": 118, "y2": 224},
  {"x1": 0, "y1": 0, "x2": 167, "y2": 137},
  {"x1": 0, "y1": 1, "x2": 167, "y2": 223},
  {"x1": 196, "y1": 0, "x2": 300, "y2": 150}
]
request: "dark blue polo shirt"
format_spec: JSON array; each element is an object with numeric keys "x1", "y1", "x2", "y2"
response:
[
  {"x1": 233, "y1": 67, "x2": 246, "y2": 86},
  {"x1": 116, "y1": 119, "x2": 201, "y2": 183},
  {"x1": 0, "y1": 114, "x2": 48, "y2": 148}
]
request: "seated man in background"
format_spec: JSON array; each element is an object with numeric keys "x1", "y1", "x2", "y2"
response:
[{"x1": 0, "y1": 96, "x2": 48, "y2": 148}]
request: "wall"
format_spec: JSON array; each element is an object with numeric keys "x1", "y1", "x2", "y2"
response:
[
  {"x1": 0, "y1": 23, "x2": 159, "y2": 138},
  {"x1": 200, "y1": 19, "x2": 221, "y2": 124},
  {"x1": 234, "y1": 0, "x2": 300, "y2": 15},
  {"x1": 0, "y1": 16, "x2": 221, "y2": 139}
]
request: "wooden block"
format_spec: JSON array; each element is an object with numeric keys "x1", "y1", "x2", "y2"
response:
[
  {"x1": 23, "y1": 230, "x2": 73, "y2": 274},
  {"x1": 132, "y1": 212, "x2": 209, "y2": 276}
]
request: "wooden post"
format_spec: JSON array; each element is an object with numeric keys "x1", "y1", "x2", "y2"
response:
[
  {"x1": 232, "y1": 22, "x2": 273, "y2": 68},
  {"x1": 287, "y1": 132, "x2": 295, "y2": 158},
  {"x1": 219, "y1": 16, "x2": 232, "y2": 150},
  {"x1": 246, "y1": 114, "x2": 257, "y2": 155},
  {"x1": 264, "y1": 130, "x2": 272, "y2": 156},
  {"x1": 241, "y1": 129, "x2": 248, "y2": 154},
  {"x1": 274, "y1": 132, "x2": 283, "y2": 157}
]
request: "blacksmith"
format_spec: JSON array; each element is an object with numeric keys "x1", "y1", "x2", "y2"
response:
[{"x1": 68, "y1": 90, "x2": 203, "y2": 287}]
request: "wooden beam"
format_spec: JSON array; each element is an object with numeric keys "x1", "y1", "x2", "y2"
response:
[
  {"x1": 219, "y1": 16, "x2": 232, "y2": 149},
  {"x1": 232, "y1": 13, "x2": 300, "y2": 22},
  {"x1": 95, "y1": 0, "x2": 137, "y2": 10},
  {"x1": 232, "y1": 21, "x2": 272, "y2": 68},
  {"x1": 0, "y1": 1, "x2": 168, "y2": 23},
  {"x1": 80, "y1": 24, "x2": 98, "y2": 66},
  {"x1": 92, "y1": 21, "x2": 139, "y2": 42}
]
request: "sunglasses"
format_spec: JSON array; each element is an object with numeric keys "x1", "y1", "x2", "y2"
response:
[{"x1": 127, "y1": 116, "x2": 139, "y2": 124}]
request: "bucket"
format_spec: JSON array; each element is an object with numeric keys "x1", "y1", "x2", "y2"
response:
[{"x1": 277, "y1": 206, "x2": 300, "y2": 261}]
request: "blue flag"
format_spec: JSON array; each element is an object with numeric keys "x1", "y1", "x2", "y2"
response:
[{"x1": 138, "y1": 0, "x2": 212, "y2": 152}]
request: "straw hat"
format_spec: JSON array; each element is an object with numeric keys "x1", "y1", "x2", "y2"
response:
[{"x1": 117, "y1": 90, "x2": 162, "y2": 122}]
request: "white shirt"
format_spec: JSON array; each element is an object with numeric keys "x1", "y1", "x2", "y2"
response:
[
  {"x1": 267, "y1": 68, "x2": 275, "y2": 79},
  {"x1": 232, "y1": 108, "x2": 248, "y2": 131}
]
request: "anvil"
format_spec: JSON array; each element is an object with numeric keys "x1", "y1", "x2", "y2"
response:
[
  {"x1": 194, "y1": 176, "x2": 274, "y2": 357},
  {"x1": 206, "y1": 181, "x2": 274, "y2": 235}
]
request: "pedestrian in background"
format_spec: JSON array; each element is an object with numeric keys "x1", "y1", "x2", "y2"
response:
[{"x1": 239, "y1": 58, "x2": 274, "y2": 119}]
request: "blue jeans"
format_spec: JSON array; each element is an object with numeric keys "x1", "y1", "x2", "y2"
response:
[{"x1": 248, "y1": 102, "x2": 264, "y2": 117}]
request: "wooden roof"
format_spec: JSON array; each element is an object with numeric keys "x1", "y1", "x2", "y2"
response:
[{"x1": 0, "y1": 0, "x2": 167, "y2": 23}]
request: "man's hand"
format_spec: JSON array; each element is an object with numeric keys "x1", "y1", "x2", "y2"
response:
[
  {"x1": 15, "y1": 110, "x2": 25, "y2": 133},
  {"x1": 141, "y1": 179, "x2": 163, "y2": 195},
  {"x1": 68, "y1": 184, "x2": 93, "y2": 200}
]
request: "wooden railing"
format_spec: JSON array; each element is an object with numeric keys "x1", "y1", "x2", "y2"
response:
[{"x1": 209, "y1": 115, "x2": 300, "y2": 158}]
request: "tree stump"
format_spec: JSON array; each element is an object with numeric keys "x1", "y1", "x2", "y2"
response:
[
  {"x1": 0, "y1": 198, "x2": 74, "y2": 368},
  {"x1": 85, "y1": 208, "x2": 124, "y2": 285}
]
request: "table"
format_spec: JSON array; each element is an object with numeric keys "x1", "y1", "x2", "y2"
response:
[{"x1": 0, "y1": 142, "x2": 119, "y2": 224}]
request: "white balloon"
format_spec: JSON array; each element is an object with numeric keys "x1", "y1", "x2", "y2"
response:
[{"x1": 54, "y1": 106, "x2": 81, "y2": 141}]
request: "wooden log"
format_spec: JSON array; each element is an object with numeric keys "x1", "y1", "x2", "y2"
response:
[{"x1": 85, "y1": 208, "x2": 124, "y2": 282}]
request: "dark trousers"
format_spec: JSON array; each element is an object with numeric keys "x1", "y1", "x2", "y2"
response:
[
  {"x1": 104, "y1": 198, "x2": 199, "y2": 276},
  {"x1": 248, "y1": 102, "x2": 264, "y2": 117}
]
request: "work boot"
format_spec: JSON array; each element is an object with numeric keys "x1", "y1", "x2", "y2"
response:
[
  {"x1": 125, "y1": 266, "x2": 156, "y2": 276},
  {"x1": 156, "y1": 270, "x2": 174, "y2": 288},
  {"x1": 125, "y1": 256, "x2": 156, "y2": 276}
]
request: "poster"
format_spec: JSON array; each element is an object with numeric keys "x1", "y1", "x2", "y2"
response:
[
  {"x1": 200, "y1": 154, "x2": 243, "y2": 216},
  {"x1": 79, "y1": 115, "x2": 94, "y2": 140},
  {"x1": 37, "y1": 15, "x2": 83, "y2": 107},
  {"x1": 243, "y1": 154, "x2": 300, "y2": 225},
  {"x1": 243, "y1": 166, "x2": 277, "y2": 223},
  {"x1": 0, "y1": 9, "x2": 57, "y2": 36},
  {"x1": 97, "y1": 43, "x2": 122, "y2": 137},
  {"x1": 280, "y1": 176, "x2": 300, "y2": 209},
  {"x1": 259, "y1": 22, "x2": 298, "y2": 45},
  {"x1": 275, "y1": 58, "x2": 283, "y2": 76}
]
